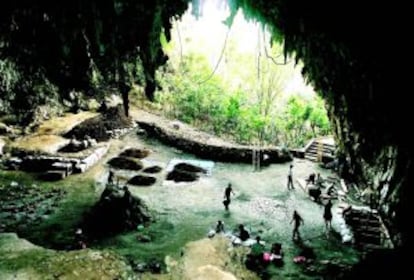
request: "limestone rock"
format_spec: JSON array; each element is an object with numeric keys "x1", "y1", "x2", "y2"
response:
[{"x1": 83, "y1": 185, "x2": 152, "y2": 238}]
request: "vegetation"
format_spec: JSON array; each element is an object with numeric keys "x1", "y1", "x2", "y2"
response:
[{"x1": 153, "y1": 10, "x2": 330, "y2": 148}]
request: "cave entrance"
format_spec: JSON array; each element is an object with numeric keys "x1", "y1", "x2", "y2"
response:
[{"x1": 132, "y1": 0, "x2": 332, "y2": 157}]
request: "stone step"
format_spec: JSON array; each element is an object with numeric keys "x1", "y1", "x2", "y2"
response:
[
  {"x1": 304, "y1": 154, "x2": 318, "y2": 161},
  {"x1": 353, "y1": 227, "x2": 382, "y2": 234},
  {"x1": 307, "y1": 146, "x2": 334, "y2": 153}
]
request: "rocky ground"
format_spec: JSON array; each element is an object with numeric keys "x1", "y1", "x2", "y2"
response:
[
  {"x1": 0, "y1": 182, "x2": 66, "y2": 235},
  {"x1": 0, "y1": 233, "x2": 136, "y2": 280}
]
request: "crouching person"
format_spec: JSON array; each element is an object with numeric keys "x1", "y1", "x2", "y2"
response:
[
  {"x1": 245, "y1": 236, "x2": 266, "y2": 270},
  {"x1": 270, "y1": 242, "x2": 284, "y2": 267}
]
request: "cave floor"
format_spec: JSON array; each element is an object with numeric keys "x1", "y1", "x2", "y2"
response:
[
  {"x1": 0, "y1": 110, "x2": 360, "y2": 279},
  {"x1": 99, "y1": 131, "x2": 360, "y2": 279}
]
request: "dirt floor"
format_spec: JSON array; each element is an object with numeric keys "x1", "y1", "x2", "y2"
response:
[{"x1": 0, "y1": 109, "x2": 359, "y2": 279}]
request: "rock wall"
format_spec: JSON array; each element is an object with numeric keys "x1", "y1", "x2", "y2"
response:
[
  {"x1": 328, "y1": 101, "x2": 411, "y2": 248},
  {"x1": 137, "y1": 121, "x2": 292, "y2": 164}
]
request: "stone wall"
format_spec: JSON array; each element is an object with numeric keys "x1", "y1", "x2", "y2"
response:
[{"x1": 137, "y1": 121, "x2": 292, "y2": 164}]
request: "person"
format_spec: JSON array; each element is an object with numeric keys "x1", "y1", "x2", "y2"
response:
[
  {"x1": 74, "y1": 228, "x2": 87, "y2": 249},
  {"x1": 294, "y1": 244, "x2": 316, "y2": 264},
  {"x1": 223, "y1": 183, "x2": 235, "y2": 210},
  {"x1": 323, "y1": 199, "x2": 333, "y2": 230},
  {"x1": 306, "y1": 173, "x2": 316, "y2": 186},
  {"x1": 287, "y1": 164, "x2": 294, "y2": 190},
  {"x1": 308, "y1": 185, "x2": 322, "y2": 203},
  {"x1": 270, "y1": 242, "x2": 284, "y2": 267},
  {"x1": 271, "y1": 242, "x2": 283, "y2": 257},
  {"x1": 123, "y1": 185, "x2": 132, "y2": 204},
  {"x1": 238, "y1": 224, "x2": 250, "y2": 241},
  {"x1": 250, "y1": 236, "x2": 265, "y2": 259},
  {"x1": 245, "y1": 236, "x2": 265, "y2": 270},
  {"x1": 108, "y1": 170, "x2": 114, "y2": 185},
  {"x1": 215, "y1": 220, "x2": 225, "y2": 233},
  {"x1": 290, "y1": 210, "x2": 304, "y2": 240},
  {"x1": 208, "y1": 220, "x2": 225, "y2": 238}
]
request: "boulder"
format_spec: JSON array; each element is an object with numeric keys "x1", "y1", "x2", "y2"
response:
[{"x1": 83, "y1": 185, "x2": 152, "y2": 238}]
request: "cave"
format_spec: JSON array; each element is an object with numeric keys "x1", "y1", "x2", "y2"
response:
[{"x1": 0, "y1": 0, "x2": 411, "y2": 278}]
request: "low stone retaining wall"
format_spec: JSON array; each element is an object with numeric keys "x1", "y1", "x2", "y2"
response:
[
  {"x1": 137, "y1": 121, "x2": 292, "y2": 164},
  {"x1": 3, "y1": 144, "x2": 109, "y2": 179},
  {"x1": 75, "y1": 145, "x2": 109, "y2": 173}
]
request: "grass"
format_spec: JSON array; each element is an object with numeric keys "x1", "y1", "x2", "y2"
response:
[
  {"x1": 0, "y1": 170, "x2": 98, "y2": 249},
  {"x1": 95, "y1": 216, "x2": 208, "y2": 265}
]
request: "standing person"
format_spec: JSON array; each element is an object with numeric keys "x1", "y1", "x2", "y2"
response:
[
  {"x1": 107, "y1": 170, "x2": 114, "y2": 185},
  {"x1": 74, "y1": 228, "x2": 87, "y2": 249},
  {"x1": 223, "y1": 183, "x2": 235, "y2": 210},
  {"x1": 290, "y1": 210, "x2": 304, "y2": 240},
  {"x1": 287, "y1": 164, "x2": 295, "y2": 190},
  {"x1": 323, "y1": 199, "x2": 333, "y2": 230}
]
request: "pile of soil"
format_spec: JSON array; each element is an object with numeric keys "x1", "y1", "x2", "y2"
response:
[
  {"x1": 166, "y1": 163, "x2": 207, "y2": 182},
  {"x1": 64, "y1": 105, "x2": 132, "y2": 141},
  {"x1": 142, "y1": 166, "x2": 162, "y2": 174},
  {"x1": 174, "y1": 163, "x2": 207, "y2": 174},
  {"x1": 127, "y1": 175, "x2": 157, "y2": 187},
  {"x1": 107, "y1": 157, "x2": 143, "y2": 170},
  {"x1": 82, "y1": 185, "x2": 152, "y2": 238},
  {"x1": 119, "y1": 148, "x2": 150, "y2": 159}
]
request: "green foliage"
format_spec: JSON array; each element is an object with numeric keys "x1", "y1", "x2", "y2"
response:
[
  {"x1": 278, "y1": 95, "x2": 330, "y2": 146},
  {"x1": 0, "y1": 59, "x2": 20, "y2": 93},
  {"x1": 0, "y1": 59, "x2": 20, "y2": 114},
  {"x1": 152, "y1": 6, "x2": 332, "y2": 148},
  {"x1": 155, "y1": 48, "x2": 330, "y2": 147},
  {"x1": 0, "y1": 58, "x2": 62, "y2": 123}
]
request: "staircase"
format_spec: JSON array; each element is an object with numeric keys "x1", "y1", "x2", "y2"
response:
[
  {"x1": 304, "y1": 137, "x2": 335, "y2": 162},
  {"x1": 344, "y1": 207, "x2": 393, "y2": 252}
]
